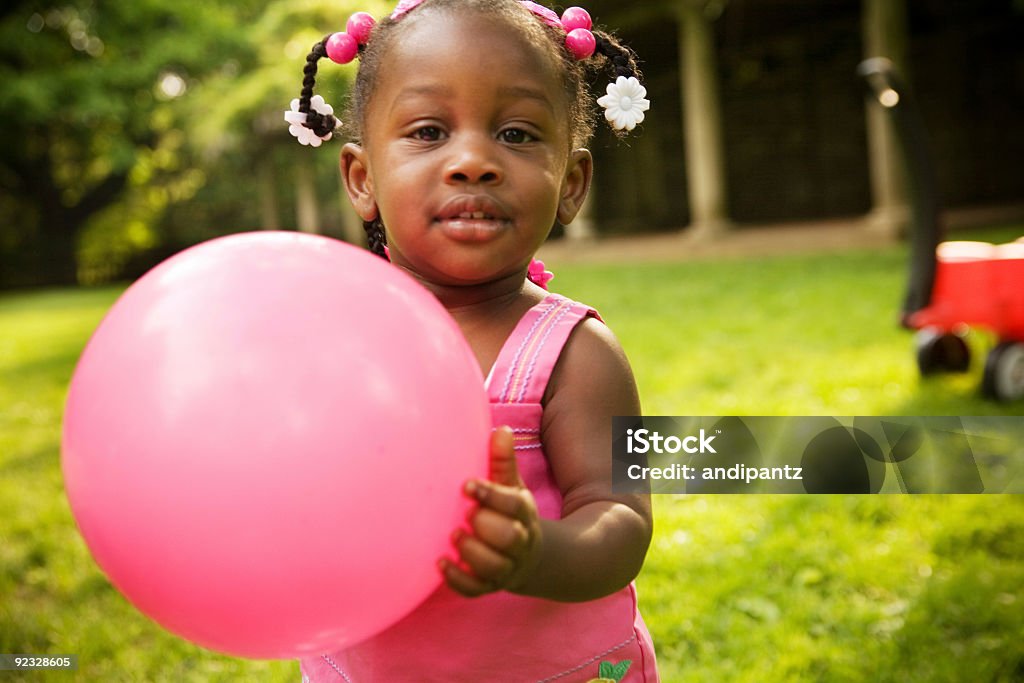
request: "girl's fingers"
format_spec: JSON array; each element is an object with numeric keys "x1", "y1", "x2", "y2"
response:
[
  {"x1": 452, "y1": 529, "x2": 516, "y2": 583},
  {"x1": 439, "y1": 558, "x2": 494, "y2": 597},
  {"x1": 488, "y1": 426, "x2": 521, "y2": 487},
  {"x1": 465, "y1": 479, "x2": 533, "y2": 523},
  {"x1": 469, "y1": 507, "x2": 530, "y2": 554},
  {"x1": 441, "y1": 522, "x2": 520, "y2": 597},
  {"x1": 447, "y1": 429, "x2": 540, "y2": 597}
]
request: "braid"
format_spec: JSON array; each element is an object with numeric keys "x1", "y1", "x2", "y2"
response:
[
  {"x1": 364, "y1": 218, "x2": 388, "y2": 259},
  {"x1": 592, "y1": 31, "x2": 641, "y2": 81},
  {"x1": 298, "y1": 36, "x2": 339, "y2": 137}
]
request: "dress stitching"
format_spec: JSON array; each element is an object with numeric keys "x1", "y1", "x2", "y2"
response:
[
  {"x1": 534, "y1": 634, "x2": 637, "y2": 683},
  {"x1": 497, "y1": 297, "x2": 561, "y2": 402},
  {"x1": 501, "y1": 296, "x2": 569, "y2": 401},
  {"x1": 505, "y1": 299, "x2": 572, "y2": 403},
  {"x1": 515, "y1": 303, "x2": 577, "y2": 403},
  {"x1": 321, "y1": 654, "x2": 352, "y2": 682}
]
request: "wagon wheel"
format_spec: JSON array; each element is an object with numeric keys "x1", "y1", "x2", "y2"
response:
[
  {"x1": 982, "y1": 342, "x2": 1024, "y2": 402},
  {"x1": 915, "y1": 328, "x2": 970, "y2": 375}
]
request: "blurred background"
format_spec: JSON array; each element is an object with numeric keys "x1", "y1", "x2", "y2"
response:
[{"x1": 2, "y1": 0, "x2": 1022, "y2": 288}]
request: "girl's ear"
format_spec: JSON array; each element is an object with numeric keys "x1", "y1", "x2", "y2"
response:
[
  {"x1": 341, "y1": 142, "x2": 379, "y2": 221},
  {"x1": 557, "y1": 148, "x2": 593, "y2": 225}
]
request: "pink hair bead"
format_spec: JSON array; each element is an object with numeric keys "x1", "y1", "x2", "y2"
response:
[
  {"x1": 346, "y1": 12, "x2": 376, "y2": 45},
  {"x1": 560, "y1": 7, "x2": 592, "y2": 31},
  {"x1": 565, "y1": 27, "x2": 596, "y2": 60},
  {"x1": 326, "y1": 32, "x2": 358, "y2": 64}
]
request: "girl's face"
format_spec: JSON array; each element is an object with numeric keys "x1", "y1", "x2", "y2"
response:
[{"x1": 342, "y1": 9, "x2": 592, "y2": 287}]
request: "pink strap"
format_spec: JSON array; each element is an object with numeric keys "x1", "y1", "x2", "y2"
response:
[{"x1": 487, "y1": 294, "x2": 601, "y2": 405}]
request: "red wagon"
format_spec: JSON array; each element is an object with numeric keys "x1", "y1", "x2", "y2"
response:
[
  {"x1": 860, "y1": 59, "x2": 1024, "y2": 401},
  {"x1": 909, "y1": 240, "x2": 1024, "y2": 400}
]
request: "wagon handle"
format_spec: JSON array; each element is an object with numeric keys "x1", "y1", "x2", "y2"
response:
[{"x1": 857, "y1": 57, "x2": 941, "y2": 327}]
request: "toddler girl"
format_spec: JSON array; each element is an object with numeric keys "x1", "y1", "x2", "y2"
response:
[{"x1": 286, "y1": 1, "x2": 656, "y2": 680}]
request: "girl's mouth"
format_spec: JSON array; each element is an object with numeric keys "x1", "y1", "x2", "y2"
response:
[
  {"x1": 434, "y1": 199, "x2": 511, "y2": 242},
  {"x1": 435, "y1": 215, "x2": 511, "y2": 242}
]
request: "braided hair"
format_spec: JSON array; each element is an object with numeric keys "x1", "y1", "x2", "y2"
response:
[
  {"x1": 295, "y1": 0, "x2": 644, "y2": 258},
  {"x1": 296, "y1": 37, "x2": 341, "y2": 138},
  {"x1": 594, "y1": 32, "x2": 640, "y2": 83}
]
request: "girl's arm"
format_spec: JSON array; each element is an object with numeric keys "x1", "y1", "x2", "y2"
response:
[{"x1": 442, "y1": 318, "x2": 652, "y2": 602}]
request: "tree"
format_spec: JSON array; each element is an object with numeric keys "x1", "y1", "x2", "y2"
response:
[
  {"x1": 0, "y1": 0, "x2": 397, "y2": 287},
  {"x1": 0, "y1": 0, "x2": 269, "y2": 286},
  {"x1": 173, "y1": 0, "x2": 390, "y2": 247}
]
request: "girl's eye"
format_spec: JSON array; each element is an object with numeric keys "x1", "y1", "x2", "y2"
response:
[
  {"x1": 499, "y1": 128, "x2": 534, "y2": 144},
  {"x1": 411, "y1": 126, "x2": 444, "y2": 141}
]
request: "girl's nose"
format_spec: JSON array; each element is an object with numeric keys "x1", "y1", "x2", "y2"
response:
[{"x1": 444, "y1": 133, "x2": 502, "y2": 185}]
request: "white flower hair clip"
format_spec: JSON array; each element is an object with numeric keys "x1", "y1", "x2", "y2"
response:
[
  {"x1": 284, "y1": 95, "x2": 336, "y2": 147},
  {"x1": 516, "y1": 3, "x2": 651, "y2": 132},
  {"x1": 597, "y1": 76, "x2": 650, "y2": 132}
]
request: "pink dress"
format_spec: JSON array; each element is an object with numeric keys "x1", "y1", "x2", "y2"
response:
[{"x1": 300, "y1": 293, "x2": 658, "y2": 682}]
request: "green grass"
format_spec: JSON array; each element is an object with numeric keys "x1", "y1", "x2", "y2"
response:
[
  {"x1": 641, "y1": 496, "x2": 1023, "y2": 682},
  {"x1": 2, "y1": 228, "x2": 1022, "y2": 681},
  {"x1": 549, "y1": 226, "x2": 1024, "y2": 417}
]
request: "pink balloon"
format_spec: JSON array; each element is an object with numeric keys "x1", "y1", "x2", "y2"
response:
[{"x1": 62, "y1": 232, "x2": 489, "y2": 658}]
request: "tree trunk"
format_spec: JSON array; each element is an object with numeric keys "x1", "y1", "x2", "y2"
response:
[
  {"x1": 4, "y1": 225, "x2": 79, "y2": 288},
  {"x1": 863, "y1": 0, "x2": 911, "y2": 238},
  {"x1": 677, "y1": 0, "x2": 731, "y2": 238},
  {"x1": 2, "y1": 147, "x2": 128, "y2": 288},
  {"x1": 257, "y1": 156, "x2": 281, "y2": 231},
  {"x1": 295, "y1": 163, "x2": 320, "y2": 234}
]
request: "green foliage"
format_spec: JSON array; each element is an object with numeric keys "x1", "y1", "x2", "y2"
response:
[
  {"x1": 1, "y1": 1, "x2": 260, "y2": 284},
  {"x1": 1, "y1": 1, "x2": 261, "y2": 183},
  {"x1": 0, "y1": 0, "x2": 387, "y2": 286}
]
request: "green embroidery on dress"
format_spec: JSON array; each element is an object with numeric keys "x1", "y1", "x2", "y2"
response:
[{"x1": 585, "y1": 659, "x2": 631, "y2": 682}]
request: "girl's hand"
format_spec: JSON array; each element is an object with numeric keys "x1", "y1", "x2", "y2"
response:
[{"x1": 440, "y1": 426, "x2": 542, "y2": 597}]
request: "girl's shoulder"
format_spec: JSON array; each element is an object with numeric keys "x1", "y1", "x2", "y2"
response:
[
  {"x1": 537, "y1": 303, "x2": 641, "y2": 499},
  {"x1": 542, "y1": 309, "x2": 638, "y2": 414}
]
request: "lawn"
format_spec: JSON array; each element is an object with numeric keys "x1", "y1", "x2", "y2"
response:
[{"x1": 1, "y1": 227, "x2": 1021, "y2": 681}]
